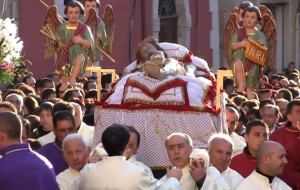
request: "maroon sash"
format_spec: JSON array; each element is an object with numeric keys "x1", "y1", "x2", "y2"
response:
[
  {"x1": 238, "y1": 20, "x2": 243, "y2": 27},
  {"x1": 56, "y1": 22, "x2": 87, "y2": 72},
  {"x1": 237, "y1": 27, "x2": 263, "y2": 78}
]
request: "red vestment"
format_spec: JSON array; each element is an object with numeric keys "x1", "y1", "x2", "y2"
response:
[
  {"x1": 270, "y1": 123, "x2": 300, "y2": 190},
  {"x1": 229, "y1": 146, "x2": 257, "y2": 178}
]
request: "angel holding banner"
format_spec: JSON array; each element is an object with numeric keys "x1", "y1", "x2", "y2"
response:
[
  {"x1": 224, "y1": 5, "x2": 276, "y2": 99},
  {"x1": 41, "y1": 1, "x2": 94, "y2": 92}
]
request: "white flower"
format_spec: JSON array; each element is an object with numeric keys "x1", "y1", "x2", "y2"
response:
[
  {"x1": 0, "y1": 18, "x2": 23, "y2": 62},
  {"x1": 0, "y1": 18, "x2": 23, "y2": 63}
]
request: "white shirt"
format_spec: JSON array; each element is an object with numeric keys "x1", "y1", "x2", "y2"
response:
[
  {"x1": 73, "y1": 156, "x2": 179, "y2": 190},
  {"x1": 56, "y1": 167, "x2": 80, "y2": 190},
  {"x1": 221, "y1": 167, "x2": 243, "y2": 190},
  {"x1": 77, "y1": 122, "x2": 94, "y2": 148},
  {"x1": 160, "y1": 165, "x2": 229, "y2": 190},
  {"x1": 230, "y1": 132, "x2": 246, "y2": 157},
  {"x1": 236, "y1": 170, "x2": 292, "y2": 190},
  {"x1": 37, "y1": 131, "x2": 55, "y2": 146},
  {"x1": 128, "y1": 155, "x2": 154, "y2": 177},
  {"x1": 269, "y1": 124, "x2": 278, "y2": 134}
]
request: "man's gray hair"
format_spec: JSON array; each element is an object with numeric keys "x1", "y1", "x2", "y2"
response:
[
  {"x1": 165, "y1": 132, "x2": 193, "y2": 148},
  {"x1": 62, "y1": 134, "x2": 88, "y2": 151},
  {"x1": 226, "y1": 106, "x2": 240, "y2": 118},
  {"x1": 5, "y1": 93, "x2": 23, "y2": 104},
  {"x1": 207, "y1": 133, "x2": 234, "y2": 151}
]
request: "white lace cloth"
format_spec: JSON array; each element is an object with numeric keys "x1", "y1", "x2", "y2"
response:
[{"x1": 93, "y1": 72, "x2": 227, "y2": 167}]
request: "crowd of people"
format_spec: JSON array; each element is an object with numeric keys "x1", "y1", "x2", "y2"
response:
[
  {"x1": 0, "y1": 0, "x2": 300, "y2": 190},
  {"x1": 0, "y1": 53, "x2": 299, "y2": 190}
]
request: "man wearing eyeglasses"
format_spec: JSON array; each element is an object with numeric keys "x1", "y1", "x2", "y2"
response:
[{"x1": 124, "y1": 125, "x2": 153, "y2": 176}]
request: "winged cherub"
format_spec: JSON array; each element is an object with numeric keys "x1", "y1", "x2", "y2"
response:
[
  {"x1": 82, "y1": 0, "x2": 114, "y2": 77},
  {"x1": 42, "y1": 1, "x2": 94, "y2": 92},
  {"x1": 224, "y1": 5, "x2": 277, "y2": 99}
]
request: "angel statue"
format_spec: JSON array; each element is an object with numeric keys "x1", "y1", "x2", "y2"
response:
[
  {"x1": 41, "y1": 1, "x2": 94, "y2": 92},
  {"x1": 224, "y1": 5, "x2": 276, "y2": 99},
  {"x1": 81, "y1": 0, "x2": 114, "y2": 77}
]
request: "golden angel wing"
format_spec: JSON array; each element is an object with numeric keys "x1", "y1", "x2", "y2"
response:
[
  {"x1": 224, "y1": 11, "x2": 239, "y2": 68},
  {"x1": 260, "y1": 5, "x2": 277, "y2": 69},
  {"x1": 85, "y1": 8, "x2": 98, "y2": 42},
  {"x1": 41, "y1": 5, "x2": 62, "y2": 59},
  {"x1": 102, "y1": 4, "x2": 115, "y2": 54},
  {"x1": 259, "y1": 5, "x2": 275, "y2": 25}
]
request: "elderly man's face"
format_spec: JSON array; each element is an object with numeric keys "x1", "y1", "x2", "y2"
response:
[
  {"x1": 6, "y1": 94, "x2": 22, "y2": 114},
  {"x1": 63, "y1": 138, "x2": 90, "y2": 171},
  {"x1": 166, "y1": 135, "x2": 192, "y2": 169},
  {"x1": 209, "y1": 138, "x2": 232, "y2": 173}
]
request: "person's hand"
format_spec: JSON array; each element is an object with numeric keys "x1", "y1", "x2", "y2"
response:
[
  {"x1": 239, "y1": 38, "x2": 248, "y2": 48},
  {"x1": 72, "y1": 35, "x2": 83, "y2": 44},
  {"x1": 50, "y1": 39, "x2": 57, "y2": 45},
  {"x1": 257, "y1": 40, "x2": 264, "y2": 46},
  {"x1": 189, "y1": 159, "x2": 206, "y2": 181},
  {"x1": 166, "y1": 167, "x2": 183, "y2": 181},
  {"x1": 87, "y1": 154, "x2": 103, "y2": 163}
]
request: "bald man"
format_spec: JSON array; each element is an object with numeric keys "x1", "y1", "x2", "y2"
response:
[{"x1": 236, "y1": 141, "x2": 291, "y2": 190}]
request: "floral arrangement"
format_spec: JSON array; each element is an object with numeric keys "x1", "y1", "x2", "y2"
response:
[{"x1": 0, "y1": 18, "x2": 30, "y2": 84}]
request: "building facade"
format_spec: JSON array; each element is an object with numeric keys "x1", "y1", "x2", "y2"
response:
[{"x1": 0, "y1": 0, "x2": 299, "y2": 79}]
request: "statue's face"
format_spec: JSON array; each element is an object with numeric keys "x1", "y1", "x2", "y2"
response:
[
  {"x1": 67, "y1": 6, "x2": 81, "y2": 24},
  {"x1": 140, "y1": 43, "x2": 157, "y2": 61},
  {"x1": 84, "y1": 1, "x2": 98, "y2": 17},
  {"x1": 242, "y1": 11, "x2": 258, "y2": 28}
]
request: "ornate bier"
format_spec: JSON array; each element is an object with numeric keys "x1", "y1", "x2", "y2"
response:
[{"x1": 93, "y1": 71, "x2": 227, "y2": 168}]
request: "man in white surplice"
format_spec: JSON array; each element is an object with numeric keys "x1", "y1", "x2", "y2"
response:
[
  {"x1": 56, "y1": 134, "x2": 90, "y2": 190},
  {"x1": 124, "y1": 126, "x2": 153, "y2": 176},
  {"x1": 207, "y1": 133, "x2": 244, "y2": 189},
  {"x1": 159, "y1": 133, "x2": 229, "y2": 190},
  {"x1": 73, "y1": 124, "x2": 182, "y2": 190},
  {"x1": 236, "y1": 141, "x2": 292, "y2": 190},
  {"x1": 226, "y1": 106, "x2": 246, "y2": 156}
]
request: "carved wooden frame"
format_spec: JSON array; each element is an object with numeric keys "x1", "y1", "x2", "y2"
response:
[
  {"x1": 85, "y1": 67, "x2": 116, "y2": 102},
  {"x1": 216, "y1": 70, "x2": 233, "y2": 110}
]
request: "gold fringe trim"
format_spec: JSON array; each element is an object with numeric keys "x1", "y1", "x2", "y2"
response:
[
  {"x1": 124, "y1": 98, "x2": 185, "y2": 106},
  {"x1": 149, "y1": 165, "x2": 172, "y2": 170}
]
